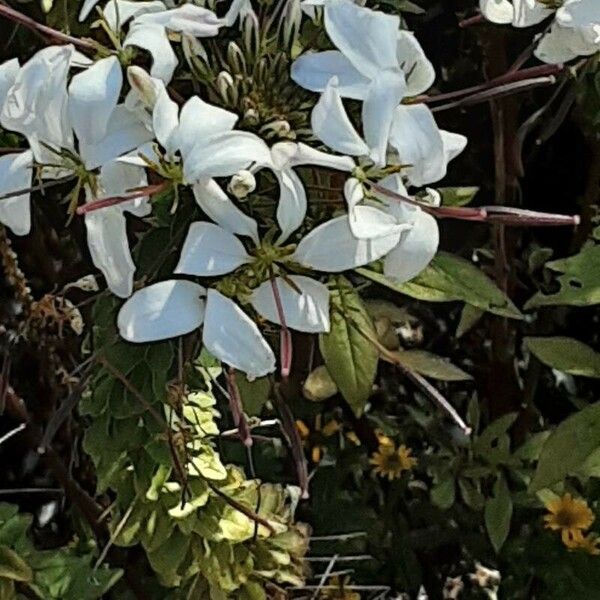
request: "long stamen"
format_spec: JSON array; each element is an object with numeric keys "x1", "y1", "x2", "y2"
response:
[
  {"x1": 370, "y1": 182, "x2": 580, "y2": 227},
  {"x1": 75, "y1": 182, "x2": 168, "y2": 215},
  {"x1": 270, "y1": 278, "x2": 292, "y2": 378},
  {"x1": 226, "y1": 368, "x2": 253, "y2": 448},
  {"x1": 0, "y1": 4, "x2": 96, "y2": 51}
]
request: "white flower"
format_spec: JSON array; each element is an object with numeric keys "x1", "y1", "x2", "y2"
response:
[
  {"x1": 311, "y1": 78, "x2": 466, "y2": 187},
  {"x1": 479, "y1": 0, "x2": 553, "y2": 27},
  {"x1": 291, "y1": 0, "x2": 435, "y2": 165},
  {"x1": 0, "y1": 47, "x2": 153, "y2": 294}
]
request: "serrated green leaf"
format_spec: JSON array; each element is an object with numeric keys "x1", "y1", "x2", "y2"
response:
[
  {"x1": 319, "y1": 277, "x2": 379, "y2": 416},
  {"x1": 357, "y1": 252, "x2": 522, "y2": 319},
  {"x1": 391, "y1": 350, "x2": 472, "y2": 381},
  {"x1": 530, "y1": 403, "x2": 600, "y2": 492},
  {"x1": 525, "y1": 336, "x2": 600, "y2": 378},
  {"x1": 485, "y1": 476, "x2": 512, "y2": 553},
  {"x1": 526, "y1": 244, "x2": 600, "y2": 308},
  {"x1": 0, "y1": 546, "x2": 32, "y2": 582}
]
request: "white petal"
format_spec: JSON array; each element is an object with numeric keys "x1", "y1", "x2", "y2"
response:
[
  {"x1": 292, "y1": 209, "x2": 402, "y2": 272},
  {"x1": 203, "y1": 289, "x2": 275, "y2": 379},
  {"x1": 193, "y1": 179, "x2": 258, "y2": 243},
  {"x1": 118, "y1": 280, "x2": 205, "y2": 342},
  {"x1": 558, "y1": 0, "x2": 600, "y2": 28},
  {"x1": 441, "y1": 130, "x2": 468, "y2": 164},
  {"x1": 68, "y1": 56, "x2": 123, "y2": 144},
  {"x1": 512, "y1": 0, "x2": 553, "y2": 27},
  {"x1": 1, "y1": 46, "x2": 74, "y2": 160},
  {"x1": 103, "y1": 0, "x2": 166, "y2": 31},
  {"x1": 362, "y1": 71, "x2": 406, "y2": 166},
  {"x1": 97, "y1": 160, "x2": 150, "y2": 217},
  {"x1": 173, "y1": 96, "x2": 238, "y2": 159},
  {"x1": 311, "y1": 79, "x2": 369, "y2": 156},
  {"x1": 124, "y1": 23, "x2": 177, "y2": 83},
  {"x1": 276, "y1": 168, "x2": 306, "y2": 242},
  {"x1": 175, "y1": 221, "x2": 251, "y2": 276},
  {"x1": 396, "y1": 32, "x2": 436, "y2": 96},
  {"x1": 134, "y1": 5, "x2": 221, "y2": 37},
  {"x1": 79, "y1": 0, "x2": 101, "y2": 21},
  {"x1": 0, "y1": 59, "x2": 20, "y2": 109},
  {"x1": 152, "y1": 84, "x2": 179, "y2": 152},
  {"x1": 344, "y1": 176, "x2": 363, "y2": 212},
  {"x1": 80, "y1": 105, "x2": 154, "y2": 170},
  {"x1": 324, "y1": 0, "x2": 400, "y2": 77},
  {"x1": 534, "y1": 23, "x2": 599, "y2": 63},
  {"x1": 183, "y1": 132, "x2": 271, "y2": 182},
  {"x1": 272, "y1": 141, "x2": 355, "y2": 171},
  {"x1": 85, "y1": 208, "x2": 135, "y2": 298},
  {"x1": 0, "y1": 151, "x2": 33, "y2": 236},
  {"x1": 251, "y1": 275, "x2": 330, "y2": 333},
  {"x1": 479, "y1": 0, "x2": 514, "y2": 24},
  {"x1": 383, "y1": 209, "x2": 439, "y2": 283},
  {"x1": 389, "y1": 103, "x2": 445, "y2": 187},
  {"x1": 349, "y1": 204, "x2": 410, "y2": 240},
  {"x1": 291, "y1": 50, "x2": 370, "y2": 99}
]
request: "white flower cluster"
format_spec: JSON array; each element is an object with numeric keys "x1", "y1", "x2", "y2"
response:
[
  {"x1": 480, "y1": 0, "x2": 600, "y2": 63},
  {"x1": 0, "y1": 0, "x2": 471, "y2": 379}
]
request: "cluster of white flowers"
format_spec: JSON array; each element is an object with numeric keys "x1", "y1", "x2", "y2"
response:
[
  {"x1": 480, "y1": 0, "x2": 600, "y2": 63},
  {"x1": 0, "y1": 0, "x2": 472, "y2": 379}
]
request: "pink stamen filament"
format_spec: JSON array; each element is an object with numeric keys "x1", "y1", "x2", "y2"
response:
[
  {"x1": 270, "y1": 279, "x2": 292, "y2": 378},
  {"x1": 76, "y1": 182, "x2": 168, "y2": 215},
  {"x1": 226, "y1": 368, "x2": 253, "y2": 447}
]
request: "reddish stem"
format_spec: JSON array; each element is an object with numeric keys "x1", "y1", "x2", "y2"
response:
[
  {"x1": 226, "y1": 368, "x2": 253, "y2": 448},
  {"x1": 76, "y1": 182, "x2": 168, "y2": 215},
  {"x1": 0, "y1": 4, "x2": 96, "y2": 51},
  {"x1": 270, "y1": 278, "x2": 292, "y2": 378},
  {"x1": 459, "y1": 13, "x2": 485, "y2": 28}
]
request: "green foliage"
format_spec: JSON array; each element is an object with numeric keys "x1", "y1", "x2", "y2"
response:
[
  {"x1": 438, "y1": 186, "x2": 480, "y2": 207},
  {"x1": 526, "y1": 243, "x2": 600, "y2": 308},
  {"x1": 319, "y1": 277, "x2": 379, "y2": 416},
  {"x1": 357, "y1": 252, "x2": 523, "y2": 319},
  {"x1": 525, "y1": 336, "x2": 600, "y2": 378},
  {"x1": 0, "y1": 504, "x2": 121, "y2": 599},
  {"x1": 531, "y1": 403, "x2": 600, "y2": 492},
  {"x1": 392, "y1": 350, "x2": 472, "y2": 381}
]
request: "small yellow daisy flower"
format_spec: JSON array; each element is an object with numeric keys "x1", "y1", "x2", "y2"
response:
[
  {"x1": 370, "y1": 442, "x2": 417, "y2": 480},
  {"x1": 563, "y1": 529, "x2": 600, "y2": 555},
  {"x1": 544, "y1": 493, "x2": 595, "y2": 545}
]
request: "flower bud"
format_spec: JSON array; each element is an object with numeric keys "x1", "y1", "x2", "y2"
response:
[
  {"x1": 302, "y1": 365, "x2": 338, "y2": 402},
  {"x1": 216, "y1": 71, "x2": 238, "y2": 104},
  {"x1": 228, "y1": 170, "x2": 256, "y2": 199},
  {"x1": 127, "y1": 66, "x2": 159, "y2": 108},
  {"x1": 261, "y1": 119, "x2": 293, "y2": 139}
]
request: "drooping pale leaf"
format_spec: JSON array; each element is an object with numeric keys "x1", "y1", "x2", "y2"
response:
[
  {"x1": 0, "y1": 546, "x2": 32, "y2": 582},
  {"x1": 530, "y1": 402, "x2": 600, "y2": 492},
  {"x1": 456, "y1": 304, "x2": 484, "y2": 338},
  {"x1": 484, "y1": 476, "x2": 513, "y2": 553},
  {"x1": 438, "y1": 186, "x2": 479, "y2": 206},
  {"x1": 357, "y1": 252, "x2": 523, "y2": 319},
  {"x1": 391, "y1": 350, "x2": 472, "y2": 381},
  {"x1": 525, "y1": 336, "x2": 600, "y2": 378},
  {"x1": 526, "y1": 244, "x2": 600, "y2": 308},
  {"x1": 319, "y1": 277, "x2": 378, "y2": 416}
]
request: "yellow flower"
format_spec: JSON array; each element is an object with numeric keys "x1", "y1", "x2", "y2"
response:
[
  {"x1": 544, "y1": 493, "x2": 595, "y2": 545},
  {"x1": 375, "y1": 429, "x2": 394, "y2": 447},
  {"x1": 320, "y1": 576, "x2": 360, "y2": 600},
  {"x1": 370, "y1": 442, "x2": 417, "y2": 480},
  {"x1": 563, "y1": 529, "x2": 600, "y2": 555},
  {"x1": 295, "y1": 416, "x2": 341, "y2": 464}
]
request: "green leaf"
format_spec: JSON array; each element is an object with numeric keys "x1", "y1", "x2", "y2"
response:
[
  {"x1": 430, "y1": 476, "x2": 455, "y2": 509},
  {"x1": 234, "y1": 375, "x2": 270, "y2": 416},
  {"x1": 473, "y1": 413, "x2": 518, "y2": 465},
  {"x1": 357, "y1": 252, "x2": 522, "y2": 319},
  {"x1": 456, "y1": 304, "x2": 484, "y2": 338},
  {"x1": 438, "y1": 186, "x2": 479, "y2": 206},
  {"x1": 0, "y1": 546, "x2": 32, "y2": 582},
  {"x1": 484, "y1": 476, "x2": 512, "y2": 553},
  {"x1": 530, "y1": 402, "x2": 600, "y2": 492},
  {"x1": 525, "y1": 337, "x2": 600, "y2": 378},
  {"x1": 392, "y1": 350, "x2": 472, "y2": 381},
  {"x1": 319, "y1": 277, "x2": 379, "y2": 416},
  {"x1": 526, "y1": 244, "x2": 600, "y2": 308}
]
